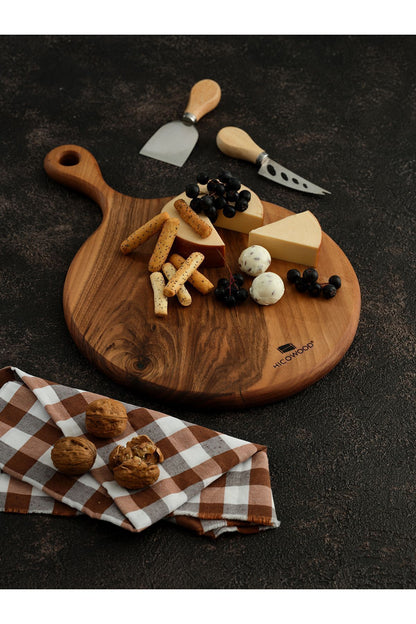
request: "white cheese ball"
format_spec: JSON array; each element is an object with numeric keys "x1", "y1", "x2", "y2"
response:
[
  {"x1": 250, "y1": 272, "x2": 285, "y2": 306},
  {"x1": 238, "y1": 245, "x2": 271, "y2": 277}
]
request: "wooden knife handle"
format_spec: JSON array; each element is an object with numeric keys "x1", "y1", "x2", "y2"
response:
[
  {"x1": 43, "y1": 145, "x2": 112, "y2": 212},
  {"x1": 216, "y1": 127, "x2": 265, "y2": 164},
  {"x1": 184, "y1": 79, "x2": 221, "y2": 122}
]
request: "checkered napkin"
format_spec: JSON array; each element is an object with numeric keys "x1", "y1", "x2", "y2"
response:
[{"x1": 0, "y1": 366, "x2": 279, "y2": 537}]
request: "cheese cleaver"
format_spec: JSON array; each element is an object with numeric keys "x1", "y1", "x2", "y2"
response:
[
  {"x1": 216, "y1": 126, "x2": 330, "y2": 195},
  {"x1": 140, "y1": 79, "x2": 221, "y2": 167}
]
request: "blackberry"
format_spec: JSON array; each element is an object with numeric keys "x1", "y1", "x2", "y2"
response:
[
  {"x1": 205, "y1": 205, "x2": 218, "y2": 222},
  {"x1": 214, "y1": 275, "x2": 248, "y2": 307},
  {"x1": 226, "y1": 177, "x2": 241, "y2": 191},
  {"x1": 196, "y1": 172, "x2": 210, "y2": 185},
  {"x1": 190, "y1": 197, "x2": 202, "y2": 213},
  {"x1": 217, "y1": 278, "x2": 230, "y2": 289},
  {"x1": 223, "y1": 294, "x2": 237, "y2": 307},
  {"x1": 235, "y1": 199, "x2": 249, "y2": 212},
  {"x1": 308, "y1": 283, "x2": 322, "y2": 297},
  {"x1": 323, "y1": 284, "x2": 337, "y2": 299},
  {"x1": 329, "y1": 275, "x2": 342, "y2": 289},
  {"x1": 225, "y1": 190, "x2": 239, "y2": 203},
  {"x1": 238, "y1": 189, "x2": 251, "y2": 202},
  {"x1": 200, "y1": 195, "x2": 214, "y2": 210},
  {"x1": 186, "y1": 172, "x2": 250, "y2": 223},
  {"x1": 295, "y1": 278, "x2": 308, "y2": 293},
  {"x1": 235, "y1": 288, "x2": 249, "y2": 303},
  {"x1": 232, "y1": 273, "x2": 245, "y2": 287},
  {"x1": 223, "y1": 204, "x2": 236, "y2": 218},
  {"x1": 303, "y1": 268, "x2": 319, "y2": 284},
  {"x1": 214, "y1": 286, "x2": 226, "y2": 300},
  {"x1": 287, "y1": 269, "x2": 301, "y2": 283},
  {"x1": 287, "y1": 266, "x2": 341, "y2": 301},
  {"x1": 207, "y1": 179, "x2": 218, "y2": 194},
  {"x1": 218, "y1": 170, "x2": 232, "y2": 183},
  {"x1": 185, "y1": 183, "x2": 200, "y2": 199},
  {"x1": 214, "y1": 195, "x2": 227, "y2": 210}
]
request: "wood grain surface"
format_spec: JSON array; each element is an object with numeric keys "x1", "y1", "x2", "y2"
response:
[{"x1": 44, "y1": 144, "x2": 361, "y2": 408}]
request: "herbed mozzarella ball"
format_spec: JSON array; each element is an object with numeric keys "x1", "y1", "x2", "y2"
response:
[
  {"x1": 250, "y1": 272, "x2": 285, "y2": 306},
  {"x1": 238, "y1": 245, "x2": 271, "y2": 277}
]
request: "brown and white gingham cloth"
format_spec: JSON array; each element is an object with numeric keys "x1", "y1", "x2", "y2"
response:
[{"x1": 0, "y1": 367, "x2": 279, "y2": 537}]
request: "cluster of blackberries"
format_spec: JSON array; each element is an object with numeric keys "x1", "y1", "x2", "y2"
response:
[
  {"x1": 287, "y1": 268, "x2": 342, "y2": 299},
  {"x1": 214, "y1": 273, "x2": 249, "y2": 307},
  {"x1": 185, "y1": 171, "x2": 251, "y2": 223}
]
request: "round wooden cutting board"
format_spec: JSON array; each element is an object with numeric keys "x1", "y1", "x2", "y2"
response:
[{"x1": 44, "y1": 145, "x2": 361, "y2": 409}]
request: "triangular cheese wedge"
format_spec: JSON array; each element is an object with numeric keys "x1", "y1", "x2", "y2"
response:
[
  {"x1": 161, "y1": 184, "x2": 264, "y2": 267},
  {"x1": 248, "y1": 210, "x2": 322, "y2": 267},
  {"x1": 162, "y1": 191, "x2": 226, "y2": 267},
  {"x1": 213, "y1": 184, "x2": 263, "y2": 235}
]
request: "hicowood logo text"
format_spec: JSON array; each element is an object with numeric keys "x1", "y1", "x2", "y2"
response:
[{"x1": 273, "y1": 341, "x2": 314, "y2": 368}]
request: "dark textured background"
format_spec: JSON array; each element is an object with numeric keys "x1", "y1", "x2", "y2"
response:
[{"x1": 0, "y1": 35, "x2": 415, "y2": 589}]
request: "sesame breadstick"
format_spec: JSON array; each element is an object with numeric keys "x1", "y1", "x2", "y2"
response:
[
  {"x1": 148, "y1": 217, "x2": 180, "y2": 272},
  {"x1": 150, "y1": 272, "x2": 168, "y2": 317},
  {"x1": 163, "y1": 252, "x2": 204, "y2": 298},
  {"x1": 120, "y1": 212, "x2": 170, "y2": 254},
  {"x1": 162, "y1": 262, "x2": 192, "y2": 307},
  {"x1": 174, "y1": 199, "x2": 212, "y2": 239},
  {"x1": 169, "y1": 253, "x2": 214, "y2": 295}
]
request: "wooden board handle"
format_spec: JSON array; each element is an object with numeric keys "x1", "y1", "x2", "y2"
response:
[
  {"x1": 184, "y1": 79, "x2": 221, "y2": 122},
  {"x1": 43, "y1": 145, "x2": 112, "y2": 212},
  {"x1": 216, "y1": 126, "x2": 265, "y2": 164}
]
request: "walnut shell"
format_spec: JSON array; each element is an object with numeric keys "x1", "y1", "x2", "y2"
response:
[
  {"x1": 85, "y1": 398, "x2": 128, "y2": 438},
  {"x1": 108, "y1": 434, "x2": 163, "y2": 489},
  {"x1": 127, "y1": 435, "x2": 164, "y2": 464},
  {"x1": 113, "y1": 457, "x2": 160, "y2": 489},
  {"x1": 51, "y1": 436, "x2": 97, "y2": 476},
  {"x1": 108, "y1": 444, "x2": 133, "y2": 471}
]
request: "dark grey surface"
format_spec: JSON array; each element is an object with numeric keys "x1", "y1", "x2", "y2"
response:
[{"x1": 0, "y1": 35, "x2": 415, "y2": 589}]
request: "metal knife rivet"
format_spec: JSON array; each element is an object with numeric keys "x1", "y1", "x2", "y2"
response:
[
  {"x1": 281, "y1": 172, "x2": 288, "y2": 181},
  {"x1": 292, "y1": 178, "x2": 299, "y2": 184}
]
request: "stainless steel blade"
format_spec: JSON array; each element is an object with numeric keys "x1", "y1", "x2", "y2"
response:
[
  {"x1": 258, "y1": 155, "x2": 330, "y2": 195},
  {"x1": 139, "y1": 119, "x2": 199, "y2": 167}
]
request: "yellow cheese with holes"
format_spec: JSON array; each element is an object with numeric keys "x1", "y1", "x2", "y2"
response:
[{"x1": 248, "y1": 210, "x2": 322, "y2": 267}]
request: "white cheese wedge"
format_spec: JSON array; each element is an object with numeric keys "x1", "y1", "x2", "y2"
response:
[
  {"x1": 248, "y1": 210, "x2": 322, "y2": 267},
  {"x1": 161, "y1": 184, "x2": 264, "y2": 267}
]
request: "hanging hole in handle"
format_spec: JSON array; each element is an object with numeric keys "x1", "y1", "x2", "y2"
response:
[{"x1": 59, "y1": 150, "x2": 81, "y2": 167}]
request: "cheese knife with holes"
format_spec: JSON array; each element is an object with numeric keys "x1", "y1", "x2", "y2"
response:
[{"x1": 216, "y1": 126, "x2": 330, "y2": 195}]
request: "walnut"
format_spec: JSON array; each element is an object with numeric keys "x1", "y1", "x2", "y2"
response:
[
  {"x1": 85, "y1": 398, "x2": 128, "y2": 438},
  {"x1": 127, "y1": 435, "x2": 164, "y2": 464},
  {"x1": 108, "y1": 444, "x2": 133, "y2": 471},
  {"x1": 51, "y1": 436, "x2": 97, "y2": 476},
  {"x1": 113, "y1": 457, "x2": 160, "y2": 489},
  {"x1": 109, "y1": 435, "x2": 164, "y2": 489}
]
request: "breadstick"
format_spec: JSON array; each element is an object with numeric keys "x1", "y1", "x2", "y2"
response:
[
  {"x1": 120, "y1": 212, "x2": 170, "y2": 254},
  {"x1": 169, "y1": 253, "x2": 214, "y2": 295},
  {"x1": 148, "y1": 217, "x2": 180, "y2": 272},
  {"x1": 164, "y1": 252, "x2": 204, "y2": 298},
  {"x1": 162, "y1": 262, "x2": 192, "y2": 307},
  {"x1": 174, "y1": 199, "x2": 212, "y2": 239},
  {"x1": 150, "y1": 272, "x2": 168, "y2": 317}
]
